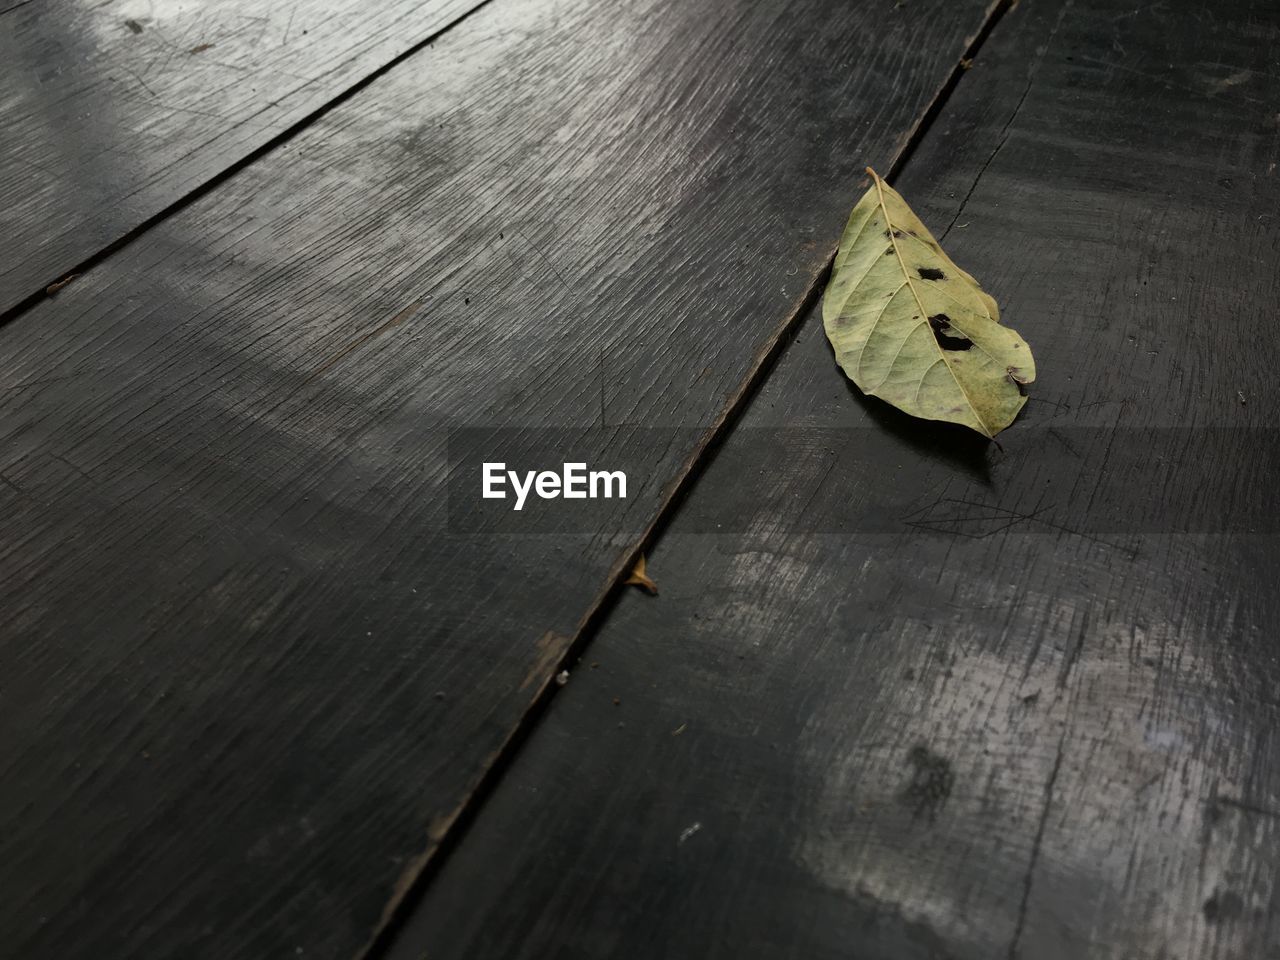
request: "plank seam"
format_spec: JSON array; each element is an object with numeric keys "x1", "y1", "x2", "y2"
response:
[
  {"x1": 0, "y1": 0, "x2": 501, "y2": 331},
  {"x1": 360, "y1": 0, "x2": 1020, "y2": 956}
]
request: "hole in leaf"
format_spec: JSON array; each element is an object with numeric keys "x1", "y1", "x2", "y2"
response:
[
  {"x1": 917, "y1": 267, "x2": 946, "y2": 281},
  {"x1": 928, "y1": 314, "x2": 972, "y2": 351}
]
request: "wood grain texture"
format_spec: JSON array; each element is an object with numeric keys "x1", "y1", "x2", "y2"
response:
[
  {"x1": 0, "y1": 0, "x2": 485, "y2": 314},
  {"x1": 0, "y1": 0, "x2": 994, "y2": 957},
  {"x1": 390, "y1": 1, "x2": 1280, "y2": 958}
]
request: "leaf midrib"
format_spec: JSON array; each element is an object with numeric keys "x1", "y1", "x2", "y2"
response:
[{"x1": 870, "y1": 171, "x2": 994, "y2": 437}]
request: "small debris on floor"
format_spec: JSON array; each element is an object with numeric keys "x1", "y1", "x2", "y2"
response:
[
  {"x1": 671, "y1": 722, "x2": 687, "y2": 736},
  {"x1": 46, "y1": 274, "x2": 78, "y2": 295},
  {"x1": 1238, "y1": 391, "x2": 1248, "y2": 405},
  {"x1": 189, "y1": 43, "x2": 216, "y2": 54},
  {"x1": 678, "y1": 822, "x2": 702, "y2": 845},
  {"x1": 624, "y1": 554, "x2": 658, "y2": 595},
  {"x1": 555, "y1": 670, "x2": 570, "y2": 687}
]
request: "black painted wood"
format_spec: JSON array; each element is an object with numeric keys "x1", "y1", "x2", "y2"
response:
[
  {"x1": 0, "y1": 0, "x2": 485, "y2": 315},
  {"x1": 390, "y1": 1, "x2": 1280, "y2": 958},
  {"x1": 0, "y1": 0, "x2": 994, "y2": 957}
]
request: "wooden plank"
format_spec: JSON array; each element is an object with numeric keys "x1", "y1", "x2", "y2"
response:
[
  {"x1": 0, "y1": 0, "x2": 995, "y2": 957},
  {"x1": 0, "y1": 0, "x2": 487, "y2": 315},
  {"x1": 388, "y1": 1, "x2": 1280, "y2": 958}
]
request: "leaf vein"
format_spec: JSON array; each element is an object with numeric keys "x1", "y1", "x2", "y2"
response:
[
  {"x1": 852, "y1": 280, "x2": 909, "y2": 382},
  {"x1": 871, "y1": 173, "x2": 993, "y2": 436}
]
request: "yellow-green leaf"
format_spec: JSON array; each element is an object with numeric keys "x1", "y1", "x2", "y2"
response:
[{"x1": 822, "y1": 167, "x2": 1034, "y2": 438}]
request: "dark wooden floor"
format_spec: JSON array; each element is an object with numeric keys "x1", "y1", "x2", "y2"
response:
[{"x1": 3, "y1": 0, "x2": 1278, "y2": 958}]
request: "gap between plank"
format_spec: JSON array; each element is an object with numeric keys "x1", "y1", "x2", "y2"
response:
[
  {"x1": 0, "y1": 0, "x2": 36, "y2": 18},
  {"x1": 0, "y1": 0, "x2": 502, "y2": 331},
  {"x1": 361, "y1": 0, "x2": 1017, "y2": 956}
]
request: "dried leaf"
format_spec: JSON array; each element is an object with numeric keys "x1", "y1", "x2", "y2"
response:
[
  {"x1": 624, "y1": 554, "x2": 658, "y2": 595},
  {"x1": 45, "y1": 274, "x2": 78, "y2": 295},
  {"x1": 822, "y1": 167, "x2": 1035, "y2": 437}
]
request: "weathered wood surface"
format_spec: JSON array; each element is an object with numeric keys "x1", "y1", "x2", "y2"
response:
[
  {"x1": 391, "y1": 1, "x2": 1280, "y2": 958},
  {"x1": 0, "y1": 0, "x2": 485, "y2": 315},
  {"x1": 0, "y1": 0, "x2": 995, "y2": 957}
]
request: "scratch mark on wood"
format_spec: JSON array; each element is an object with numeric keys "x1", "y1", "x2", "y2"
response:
[
  {"x1": 1007, "y1": 731, "x2": 1066, "y2": 959},
  {"x1": 513, "y1": 228, "x2": 574, "y2": 291},
  {"x1": 303, "y1": 301, "x2": 421, "y2": 382},
  {"x1": 1210, "y1": 795, "x2": 1280, "y2": 821},
  {"x1": 941, "y1": 0, "x2": 1074, "y2": 240},
  {"x1": 0, "y1": 471, "x2": 34, "y2": 502},
  {"x1": 43, "y1": 451, "x2": 96, "y2": 485}
]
